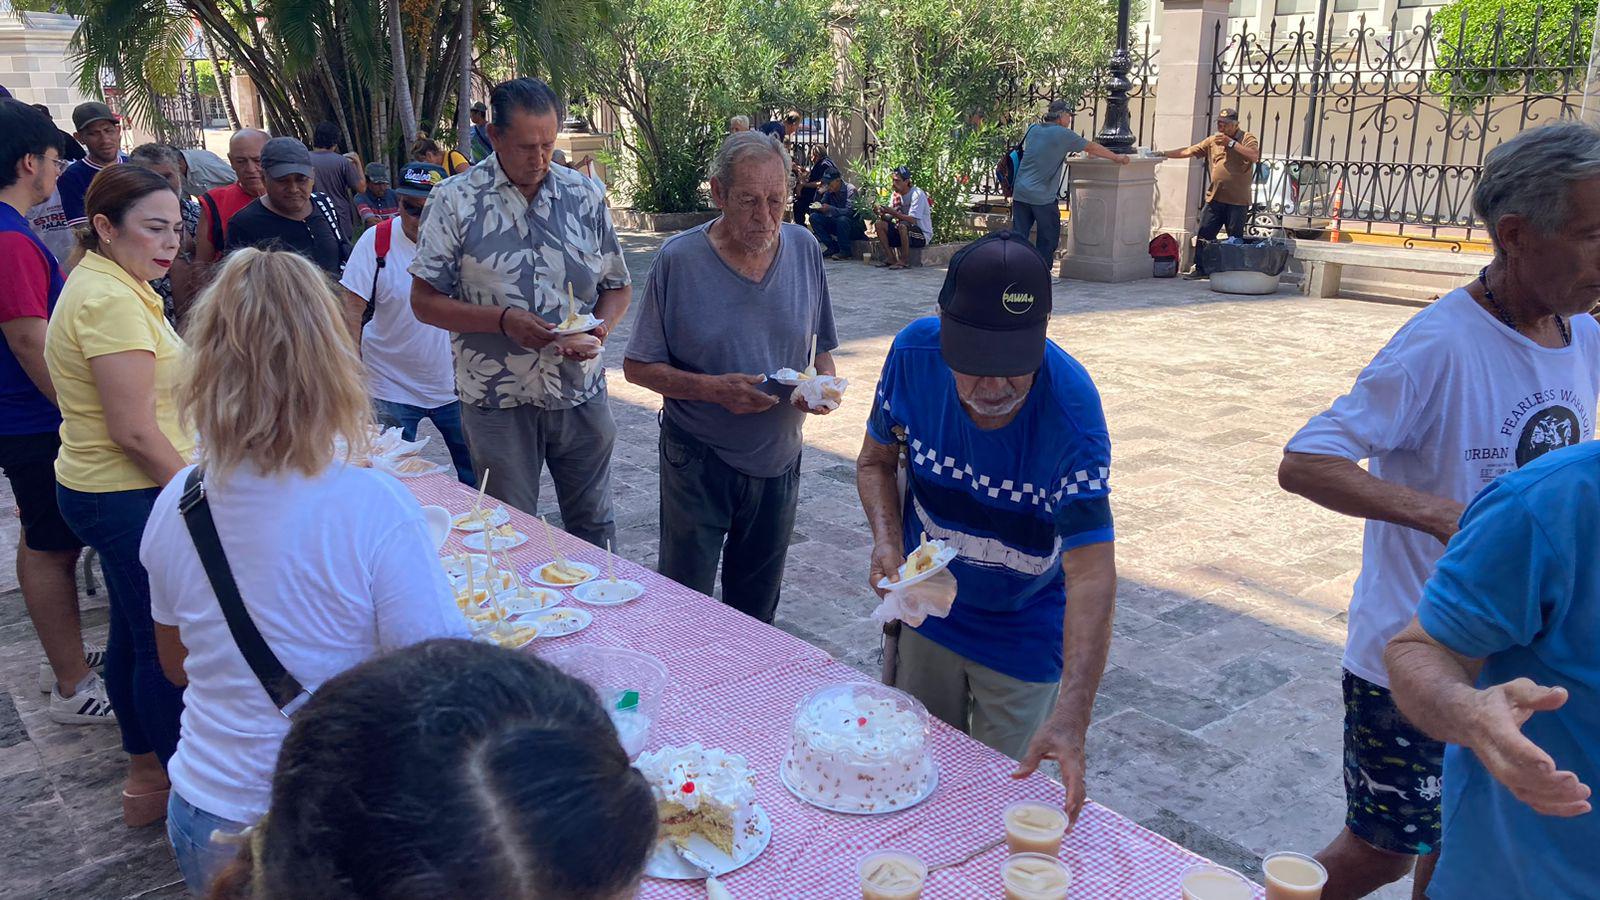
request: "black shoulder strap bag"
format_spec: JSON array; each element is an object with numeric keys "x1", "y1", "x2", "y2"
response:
[{"x1": 178, "y1": 468, "x2": 313, "y2": 718}]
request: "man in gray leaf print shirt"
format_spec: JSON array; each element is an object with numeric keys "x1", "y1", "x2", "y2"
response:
[{"x1": 410, "y1": 77, "x2": 632, "y2": 548}]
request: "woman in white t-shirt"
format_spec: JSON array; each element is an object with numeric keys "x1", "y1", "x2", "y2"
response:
[{"x1": 141, "y1": 248, "x2": 467, "y2": 895}]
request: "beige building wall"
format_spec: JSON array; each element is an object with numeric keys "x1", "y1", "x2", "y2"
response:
[{"x1": 0, "y1": 5, "x2": 96, "y2": 131}]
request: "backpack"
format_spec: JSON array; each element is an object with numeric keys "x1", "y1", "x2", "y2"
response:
[
  {"x1": 362, "y1": 218, "x2": 393, "y2": 328},
  {"x1": 995, "y1": 124, "x2": 1035, "y2": 198}
]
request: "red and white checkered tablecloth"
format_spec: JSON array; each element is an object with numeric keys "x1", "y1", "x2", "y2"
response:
[{"x1": 407, "y1": 473, "x2": 1263, "y2": 899}]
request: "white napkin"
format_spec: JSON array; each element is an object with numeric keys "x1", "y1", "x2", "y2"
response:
[
  {"x1": 870, "y1": 567, "x2": 957, "y2": 627},
  {"x1": 791, "y1": 374, "x2": 849, "y2": 412}
]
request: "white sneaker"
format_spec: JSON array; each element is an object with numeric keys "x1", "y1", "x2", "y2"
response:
[
  {"x1": 49, "y1": 672, "x2": 117, "y2": 726},
  {"x1": 38, "y1": 644, "x2": 108, "y2": 694}
]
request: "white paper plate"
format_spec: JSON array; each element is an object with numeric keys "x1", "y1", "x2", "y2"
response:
[
  {"x1": 644, "y1": 805, "x2": 772, "y2": 880},
  {"x1": 876, "y1": 545, "x2": 958, "y2": 590},
  {"x1": 526, "y1": 560, "x2": 599, "y2": 588},
  {"x1": 778, "y1": 760, "x2": 939, "y2": 815},
  {"x1": 451, "y1": 506, "x2": 511, "y2": 532},
  {"x1": 473, "y1": 623, "x2": 542, "y2": 651},
  {"x1": 552, "y1": 315, "x2": 605, "y2": 336},
  {"x1": 499, "y1": 587, "x2": 564, "y2": 615},
  {"x1": 769, "y1": 367, "x2": 815, "y2": 386},
  {"x1": 378, "y1": 458, "x2": 450, "y2": 478},
  {"x1": 463, "y1": 530, "x2": 529, "y2": 552},
  {"x1": 441, "y1": 553, "x2": 491, "y2": 578},
  {"x1": 572, "y1": 579, "x2": 644, "y2": 606},
  {"x1": 531, "y1": 606, "x2": 592, "y2": 638}
]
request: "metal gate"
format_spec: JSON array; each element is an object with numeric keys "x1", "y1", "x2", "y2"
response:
[{"x1": 1211, "y1": 7, "x2": 1594, "y2": 249}]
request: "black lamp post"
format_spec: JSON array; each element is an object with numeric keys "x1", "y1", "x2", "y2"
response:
[{"x1": 1095, "y1": 0, "x2": 1137, "y2": 154}]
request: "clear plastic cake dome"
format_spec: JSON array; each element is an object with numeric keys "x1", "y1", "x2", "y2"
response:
[{"x1": 780, "y1": 681, "x2": 938, "y2": 814}]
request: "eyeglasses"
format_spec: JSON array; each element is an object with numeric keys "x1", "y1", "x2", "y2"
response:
[
  {"x1": 39, "y1": 154, "x2": 67, "y2": 173},
  {"x1": 400, "y1": 201, "x2": 425, "y2": 216}
]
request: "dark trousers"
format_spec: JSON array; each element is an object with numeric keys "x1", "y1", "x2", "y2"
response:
[
  {"x1": 792, "y1": 187, "x2": 816, "y2": 226},
  {"x1": 1011, "y1": 201, "x2": 1063, "y2": 264},
  {"x1": 1194, "y1": 200, "x2": 1250, "y2": 273},
  {"x1": 811, "y1": 212, "x2": 863, "y2": 256},
  {"x1": 56, "y1": 484, "x2": 183, "y2": 762},
  {"x1": 459, "y1": 388, "x2": 617, "y2": 550},
  {"x1": 373, "y1": 398, "x2": 475, "y2": 485},
  {"x1": 657, "y1": 419, "x2": 800, "y2": 624}
]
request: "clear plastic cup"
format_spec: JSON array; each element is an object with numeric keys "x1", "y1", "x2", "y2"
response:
[
  {"x1": 1180, "y1": 863, "x2": 1253, "y2": 900},
  {"x1": 1001, "y1": 852, "x2": 1072, "y2": 900},
  {"x1": 858, "y1": 850, "x2": 926, "y2": 900},
  {"x1": 1004, "y1": 800, "x2": 1069, "y2": 856},
  {"x1": 1263, "y1": 851, "x2": 1327, "y2": 900}
]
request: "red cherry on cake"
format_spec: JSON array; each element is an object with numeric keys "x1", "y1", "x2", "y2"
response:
[
  {"x1": 681, "y1": 781, "x2": 695, "y2": 794},
  {"x1": 857, "y1": 717, "x2": 868, "y2": 726}
]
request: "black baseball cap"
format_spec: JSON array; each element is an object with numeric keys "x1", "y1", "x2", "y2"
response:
[
  {"x1": 72, "y1": 101, "x2": 118, "y2": 131},
  {"x1": 261, "y1": 137, "x2": 314, "y2": 179},
  {"x1": 937, "y1": 231, "x2": 1052, "y2": 377},
  {"x1": 396, "y1": 162, "x2": 447, "y2": 198}
]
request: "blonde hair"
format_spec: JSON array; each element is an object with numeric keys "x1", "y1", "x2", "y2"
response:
[{"x1": 179, "y1": 248, "x2": 371, "y2": 478}]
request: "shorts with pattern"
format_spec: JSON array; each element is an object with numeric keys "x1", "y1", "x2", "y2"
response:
[{"x1": 1342, "y1": 669, "x2": 1445, "y2": 855}]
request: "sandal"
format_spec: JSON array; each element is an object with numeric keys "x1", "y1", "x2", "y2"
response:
[{"x1": 123, "y1": 787, "x2": 170, "y2": 828}]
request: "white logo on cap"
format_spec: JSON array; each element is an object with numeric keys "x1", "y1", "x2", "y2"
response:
[{"x1": 1000, "y1": 282, "x2": 1035, "y2": 315}]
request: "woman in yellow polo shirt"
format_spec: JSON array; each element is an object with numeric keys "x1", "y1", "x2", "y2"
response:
[{"x1": 45, "y1": 165, "x2": 190, "y2": 827}]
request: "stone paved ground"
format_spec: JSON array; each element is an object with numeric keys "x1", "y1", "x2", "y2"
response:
[{"x1": 0, "y1": 231, "x2": 1425, "y2": 898}]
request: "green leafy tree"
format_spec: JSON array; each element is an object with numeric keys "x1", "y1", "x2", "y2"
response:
[
  {"x1": 1429, "y1": 0, "x2": 1597, "y2": 110},
  {"x1": 845, "y1": 0, "x2": 1118, "y2": 241},
  {"x1": 22, "y1": 0, "x2": 600, "y2": 166},
  {"x1": 574, "y1": 0, "x2": 835, "y2": 212}
]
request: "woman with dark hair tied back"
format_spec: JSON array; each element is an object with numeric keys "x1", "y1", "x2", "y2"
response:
[{"x1": 208, "y1": 639, "x2": 657, "y2": 900}]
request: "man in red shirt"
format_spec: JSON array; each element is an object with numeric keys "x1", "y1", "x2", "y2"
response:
[
  {"x1": 0, "y1": 99, "x2": 112, "y2": 725},
  {"x1": 195, "y1": 128, "x2": 269, "y2": 264}
]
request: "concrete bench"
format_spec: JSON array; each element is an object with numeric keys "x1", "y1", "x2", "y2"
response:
[{"x1": 1292, "y1": 240, "x2": 1491, "y2": 298}]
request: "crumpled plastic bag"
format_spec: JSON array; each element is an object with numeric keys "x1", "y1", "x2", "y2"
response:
[
  {"x1": 791, "y1": 374, "x2": 849, "y2": 412},
  {"x1": 870, "y1": 566, "x2": 957, "y2": 627}
]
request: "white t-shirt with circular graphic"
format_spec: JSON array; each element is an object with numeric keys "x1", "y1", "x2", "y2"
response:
[{"x1": 1287, "y1": 287, "x2": 1600, "y2": 688}]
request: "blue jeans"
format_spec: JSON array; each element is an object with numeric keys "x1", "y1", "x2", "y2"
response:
[
  {"x1": 56, "y1": 484, "x2": 184, "y2": 761},
  {"x1": 167, "y1": 788, "x2": 252, "y2": 895},
  {"x1": 372, "y1": 398, "x2": 475, "y2": 485},
  {"x1": 811, "y1": 212, "x2": 863, "y2": 256},
  {"x1": 1011, "y1": 200, "x2": 1063, "y2": 265}
]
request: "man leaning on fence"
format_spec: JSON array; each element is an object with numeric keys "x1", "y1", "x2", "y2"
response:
[{"x1": 1159, "y1": 107, "x2": 1259, "y2": 278}]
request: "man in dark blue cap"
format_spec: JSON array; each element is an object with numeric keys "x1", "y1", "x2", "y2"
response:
[{"x1": 855, "y1": 230, "x2": 1117, "y2": 828}]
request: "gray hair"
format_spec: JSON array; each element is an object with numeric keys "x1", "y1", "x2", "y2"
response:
[
  {"x1": 710, "y1": 131, "x2": 787, "y2": 188},
  {"x1": 1474, "y1": 122, "x2": 1600, "y2": 249},
  {"x1": 128, "y1": 142, "x2": 183, "y2": 170},
  {"x1": 1044, "y1": 99, "x2": 1073, "y2": 123},
  {"x1": 728, "y1": 115, "x2": 750, "y2": 131}
]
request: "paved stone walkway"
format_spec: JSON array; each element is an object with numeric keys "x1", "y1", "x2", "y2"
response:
[{"x1": 0, "y1": 230, "x2": 1426, "y2": 898}]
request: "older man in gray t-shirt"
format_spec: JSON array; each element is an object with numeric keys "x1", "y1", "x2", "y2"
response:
[{"x1": 625, "y1": 131, "x2": 839, "y2": 623}]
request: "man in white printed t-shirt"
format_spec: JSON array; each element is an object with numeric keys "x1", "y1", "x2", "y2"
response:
[
  {"x1": 340, "y1": 161, "x2": 474, "y2": 484},
  {"x1": 1278, "y1": 122, "x2": 1600, "y2": 900}
]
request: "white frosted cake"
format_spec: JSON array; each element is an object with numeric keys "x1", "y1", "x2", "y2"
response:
[
  {"x1": 636, "y1": 744, "x2": 759, "y2": 856},
  {"x1": 782, "y1": 682, "x2": 936, "y2": 813}
]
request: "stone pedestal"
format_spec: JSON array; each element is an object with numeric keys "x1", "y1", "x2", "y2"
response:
[
  {"x1": 1059, "y1": 156, "x2": 1161, "y2": 283},
  {"x1": 555, "y1": 131, "x2": 613, "y2": 199},
  {"x1": 1151, "y1": 0, "x2": 1229, "y2": 269}
]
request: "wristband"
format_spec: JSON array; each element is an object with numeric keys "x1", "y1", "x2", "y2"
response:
[{"x1": 498, "y1": 306, "x2": 512, "y2": 336}]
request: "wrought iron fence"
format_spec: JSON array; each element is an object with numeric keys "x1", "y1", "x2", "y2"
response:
[
  {"x1": 1212, "y1": 6, "x2": 1594, "y2": 248},
  {"x1": 972, "y1": 25, "x2": 1160, "y2": 202},
  {"x1": 773, "y1": 24, "x2": 1158, "y2": 207}
]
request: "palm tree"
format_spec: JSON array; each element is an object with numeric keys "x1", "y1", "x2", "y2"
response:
[{"x1": 20, "y1": 0, "x2": 603, "y2": 165}]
